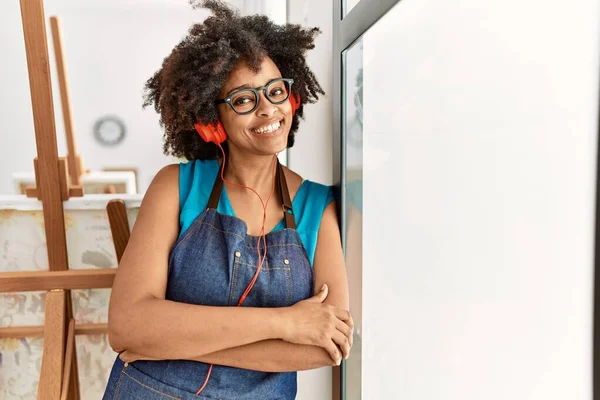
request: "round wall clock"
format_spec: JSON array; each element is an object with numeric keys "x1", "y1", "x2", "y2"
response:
[{"x1": 93, "y1": 116, "x2": 126, "y2": 146}]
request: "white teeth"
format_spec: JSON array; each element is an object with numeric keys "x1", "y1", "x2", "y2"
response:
[{"x1": 253, "y1": 121, "x2": 281, "y2": 134}]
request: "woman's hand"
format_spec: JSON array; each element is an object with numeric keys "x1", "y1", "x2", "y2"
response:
[{"x1": 279, "y1": 284, "x2": 354, "y2": 365}]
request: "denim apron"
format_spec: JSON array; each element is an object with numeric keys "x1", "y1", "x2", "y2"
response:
[{"x1": 103, "y1": 160, "x2": 313, "y2": 399}]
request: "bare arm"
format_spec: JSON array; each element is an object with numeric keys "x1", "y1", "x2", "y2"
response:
[
  {"x1": 310, "y1": 201, "x2": 352, "y2": 355},
  {"x1": 119, "y1": 340, "x2": 331, "y2": 372},
  {"x1": 118, "y1": 201, "x2": 352, "y2": 371},
  {"x1": 108, "y1": 165, "x2": 286, "y2": 359}
]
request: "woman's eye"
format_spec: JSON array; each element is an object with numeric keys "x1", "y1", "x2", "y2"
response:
[
  {"x1": 270, "y1": 88, "x2": 284, "y2": 96},
  {"x1": 233, "y1": 96, "x2": 253, "y2": 105}
]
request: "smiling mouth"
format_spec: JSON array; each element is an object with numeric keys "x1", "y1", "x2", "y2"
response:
[{"x1": 252, "y1": 120, "x2": 282, "y2": 135}]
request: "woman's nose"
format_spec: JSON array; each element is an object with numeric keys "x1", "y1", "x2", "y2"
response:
[{"x1": 256, "y1": 91, "x2": 277, "y2": 117}]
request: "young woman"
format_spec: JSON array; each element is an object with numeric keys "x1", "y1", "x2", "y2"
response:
[{"x1": 103, "y1": 1, "x2": 353, "y2": 398}]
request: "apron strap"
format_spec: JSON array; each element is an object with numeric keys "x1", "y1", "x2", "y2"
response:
[
  {"x1": 276, "y1": 161, "x2": 296, "y2": 230},
  {"x1": 206, "y1": 160, "x2": 224, "y2": 211},
  {"x1": 206, "y1": 158, "x2": 297, "y2": 230}
]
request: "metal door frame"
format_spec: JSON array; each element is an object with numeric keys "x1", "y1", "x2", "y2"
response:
[{"x1": 332, "y1": 1, "x2": 403, "y2": 398}]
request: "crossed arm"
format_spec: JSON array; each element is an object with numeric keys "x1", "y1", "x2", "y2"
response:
[{"x1": 108, "y1": 165, "x2": 351, "y2": 372}]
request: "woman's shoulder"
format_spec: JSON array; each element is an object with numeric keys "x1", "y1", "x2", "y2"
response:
[
  {"x1": 145, "y1": 160, "x2": 214, "y2": 207},
  {"x1": 282, "y1": 166, "x2": 305, "y2": 200},
  {"x1": 138, "y1": 163, "x2": 180, "y2": 215},
  {"x1": 150, "y1": 163, "x2": 180, "y2": 187},
  {"x1": 179, "y1": 158, "x2": 218, "y2": 175}
]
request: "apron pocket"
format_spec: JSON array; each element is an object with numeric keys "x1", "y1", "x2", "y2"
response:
[{"x1": 228, "y1": 258, "x2": 293, "y2": 307}]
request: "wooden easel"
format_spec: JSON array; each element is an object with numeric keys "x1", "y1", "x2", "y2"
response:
[
  {"x1": 18, "y1": 1, "x2": 80, "y2": 397},
  {"x1": 49, "y1": 15, "x2": 85, "y2": 188},
  {"x1": 106, "y1": 200, "x2": 131, "y2": 263},
  {"x1": 0, "y1": 1, "x2": 130, "y2": 398},
  {"x1": 22, "y1": 13, "x2": 84, "y2": 200}
]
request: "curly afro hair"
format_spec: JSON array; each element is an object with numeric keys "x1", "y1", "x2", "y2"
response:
[{"x1": 142, "y1": 0, "x2": 325, "y2": 161}]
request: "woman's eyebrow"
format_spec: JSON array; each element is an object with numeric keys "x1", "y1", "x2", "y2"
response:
[
  {"x1": 225, "y1": 77, "x2": 281, "y2": 96},
  {"x1": 226, "y1": 83, "x2": 251, "y2": 96}
]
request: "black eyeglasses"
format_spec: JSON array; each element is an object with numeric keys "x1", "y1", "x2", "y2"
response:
[{"x1": 215, "y1": 78, "x2": 294, "y2": 115}]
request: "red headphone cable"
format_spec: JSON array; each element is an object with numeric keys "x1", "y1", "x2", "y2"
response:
[{"x1": 196, "y1": 146, "x2": 278, "y2": 395}]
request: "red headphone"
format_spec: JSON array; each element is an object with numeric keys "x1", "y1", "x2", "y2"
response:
[
  {"x1": 289, "y1": 92, "x2": 300, "y2": 115},
  {"x1": 194, "y1": 92, "x2": 301, "y2": 144},
  {"x1": 194, "y1": 121, "x2": 228, "y2": 144}
]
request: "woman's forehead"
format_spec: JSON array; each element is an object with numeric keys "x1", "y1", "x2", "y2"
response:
[{"x1": 222, "y1": 57, "x2": 282, "y2": 92}]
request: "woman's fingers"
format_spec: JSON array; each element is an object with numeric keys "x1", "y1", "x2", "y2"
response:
[
  {"x1": 336, "y1": 318, "x2": 353, "y2": 348},
  {"x1": 323, "y1": 339, "x2": 342, "y2": 365},
  {"x1": 331, "y1": 329, "x2": 351, "y2": 360},
  {"x1": 306, "y1": 284, "x2": 329, "y2": 303},
  {"x1": 333, "y1": 307, "x2": 354, "y2": 329}
]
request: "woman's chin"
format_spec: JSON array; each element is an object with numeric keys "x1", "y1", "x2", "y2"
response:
[
  {"x1": 260, "y1": 142, "x2": 288, "y2": 156},
  {"x1": 248, "y1": 132, "x2": 289, "y2": 155}
]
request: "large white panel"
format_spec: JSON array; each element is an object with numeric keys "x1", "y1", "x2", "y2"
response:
[{"x1": 344, "y1": 0, "x2": 599, "y2": 398}]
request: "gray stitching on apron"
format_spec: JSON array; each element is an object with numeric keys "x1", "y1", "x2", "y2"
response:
[
  {"x1": 122, "y1": 370, "x2": 182, "y2": 399},
  {"x1": 285, "y1": 266, "x2": 293, "y2": 306},
  {"x1": 235, "y1": 260, "x2": 291, "y2": 271},
  {"x1": 113, "y1": 363, "x2": 126, "y2": 399},
  {"x1": 229, "y1": 259, "x2": 240, "y2": 306},
  {"x1": 194, "y1": 221, "x2": 303, "y2": 249}
]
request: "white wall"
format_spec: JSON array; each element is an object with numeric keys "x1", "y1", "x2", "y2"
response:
[
  {"x1": 350, "y1": 0, "x2": 599, "y2": 399},
  {"x1": 287, "y1": 0, "x2": 334, "y2": 186},
  {"x1": 287, "y1": 1, "x2": 335, "y2": 399}
]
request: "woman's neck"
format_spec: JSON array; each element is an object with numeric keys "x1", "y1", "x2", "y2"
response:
[{"x1": 222, "y1": 150, "x2": 279, "y2": 194}]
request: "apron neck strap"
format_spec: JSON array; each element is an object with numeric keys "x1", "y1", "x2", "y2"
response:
[
  {"x1": 206, "y1": 162, "x2": 224, "y2": 211},
  {"x1": 207, "y1": 158, "x2": 296, "y2": 230},
  {"x1": 276, "y1": 159, "x2": 296, "y2": 230}
]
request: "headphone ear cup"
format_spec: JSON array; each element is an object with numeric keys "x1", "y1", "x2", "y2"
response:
[
  {"x1": 195, "y1": 122, "x2": 227, "y2": 144},
  {"x1": 194, "y1": 123, "x2": 214, "y2": 143},
  {"x1": 215, "y1": 121, "x2": 228, "y2": 143},
  {"x1": 289, "y1": 92, "x2": 301, "y2": 115}
]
